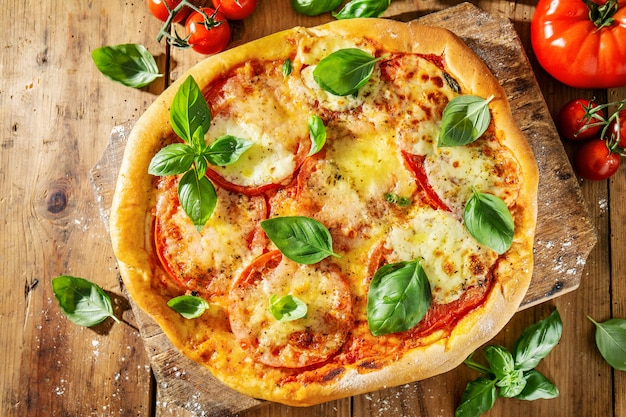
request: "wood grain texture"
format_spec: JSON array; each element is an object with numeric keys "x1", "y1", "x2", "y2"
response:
[{"x1": 89, "y1": 4, "x2": 596, "y2": 416}]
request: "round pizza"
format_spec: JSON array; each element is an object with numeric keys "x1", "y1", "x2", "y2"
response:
[{"x1": 110, "y1": 18, "x2": 539, "y2": 406}]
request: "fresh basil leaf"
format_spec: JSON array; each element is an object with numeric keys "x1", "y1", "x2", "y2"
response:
[
  {"x1": 148, "y1": 143, "x2": 195, "y2": 176},
  {"x1": 291, "y1": 0, "x2": 343, "y2": 16},
  {"x1": 463, "y1": 187, "x2": 514, "y2": 254},
  {"x1": 515, "y1": 369, "x2": 559, "y2": 400},
  {"x1": 282, "y1": 58, "x2": 293, "y2": 77},
  {"x1": 333, "y1": 0, "x2": 390, "y2": 19},
  {"x1": 438, "y1": 95, "x2": 493, "y2": 147},
  {"x1": 496, "y1": 369, "x2": 526, "y2": 398},
  {"x1": 367, "y1": 260, "x2": 431, "y2": 337},
  {"x1": 204, "y1": 135, "x2": 254, "y2": 166},
  {"x1": 269, "y1": 294, "x2": 308, "y2": 321},
  {"x1": 588, "y1": 316, "x2": 626, "y2": 371},
  {"x1": 51, "y1": 276, "x2": 119, "y2": 327},
  {"x1": 313, "y1": 48, "x2": 382, "y2": 96},
  {"x1": 443, "y1": 72, "x2": 461, "y2": 94},
  {"x1": 307, "y1": 115, "x2": 327, "y2": 156},
  {"x1": 455, "y1": 377, "x2": 498, "y2": 417},
  {"x1": 513, "y1": 309, "x2": 563, "y2": 371},
  {"x1": 483, "y1": 345, "x2": 526, "y2": 397},
  {"x1": 384, "y1": 192, "x2": 411, "y2": 207},
  {"x1": 178, "y1": 169, "x2": 217, "y2": 231},
  {"x1": 170, "y1": 76, "x2": 212, "y2": 144},
  {"x1": 91, "y1": 44, "x2": 161, "y2": 88},
  {"x1": 483, "y1": 345, "x2": 515, "y2": 380},
  {"x1": 194, "y1": 154, "x2": 209, "y2": 179},
  {"x1": 167, "y1": 295, "x2": 209, "y2": 319},
  {"x1": 260, "y1": 216, "x2": 340, "y2": 264}
]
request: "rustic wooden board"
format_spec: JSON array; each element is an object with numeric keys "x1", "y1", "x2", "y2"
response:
[{"x1": 90, "y1": 3, "x2": 597, "y2": 415}]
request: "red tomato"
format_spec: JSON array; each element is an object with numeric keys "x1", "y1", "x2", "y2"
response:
[
  {"x1": 531, "y1": 0, "x2": 626, "y2": 88},
  {"x1": 212, "y1": 0, "x2": 258, "y2": 20},
  {"x1": 146, "y1": 0, "x2": 189, "y2": 23},
  {"x1": 608, "y1": 110, "x2": 626, "y2": 148},
  {"x1": 574, "y1": 139, "x2": 621, "y2": 180},
  {"x1": 185, "y1": 8, "x2": 231, "y2": 55},
  {"x1": 557, "y1": 99, "x2": 606, "y2": 141}
]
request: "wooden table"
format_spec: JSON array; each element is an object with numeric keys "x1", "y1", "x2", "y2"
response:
[{"x1": 1, "y1": 1, "x2": 624, "y2": 416}]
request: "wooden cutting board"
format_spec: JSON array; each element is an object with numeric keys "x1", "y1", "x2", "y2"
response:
[{"x1": 90, "y1": 3, "x2": 597, "y2": 415}]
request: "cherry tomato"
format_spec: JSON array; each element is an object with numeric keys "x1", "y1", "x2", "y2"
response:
[
  {"x1": 212, "y1": 0, "x2": 258, "y2": 20},
  {"x1": 557, "y1": 99, "x2": 606, "y2": 141},
  {"x1": 185, "y1": 8, "x2": 231, "y2": 55},
  {"x1": 531, "y1": 0, "x2": 626, "y2": 88},
  {"x1": 608, "y1": 110, "x2": 626, "y2": 149},
  {"x1": 146, "y1": 0, "x2": 190, "y2": 23},
  {"x1": 574, "y1": 139, "x2": 621, "y2": 180}
]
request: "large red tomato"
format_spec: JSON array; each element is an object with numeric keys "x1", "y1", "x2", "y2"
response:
[{"x1": 531, "y1": 0, "x2": 626, "y2": 88}]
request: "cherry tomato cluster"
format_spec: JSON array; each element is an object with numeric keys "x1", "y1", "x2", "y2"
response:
[
  {"x1": 147, "y1": 0, "x2": 258, "y2": 55},
  {"x1": 557, "y1": 98, "x2": 626, "y2": 181}
]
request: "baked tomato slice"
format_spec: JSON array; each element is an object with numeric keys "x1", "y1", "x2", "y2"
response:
[
  {"x1": 402, "y1": 151, "x2": 451, "y2": 211},
  {"x1": 229, "y1": 251, "x2": 354, "y2": 368},
  {"x1": 202, "y1": 63, "x2": 312, "y2": 196},
  {"x1": 153, "y1": 176, "x2": 268, "y2": 297}
]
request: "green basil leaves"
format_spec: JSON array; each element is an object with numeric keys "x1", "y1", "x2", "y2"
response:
[
  {"x1": 167, "y1": 295, "x2": 209, "y2": 319},
  {"x1": 92, "y1": 44, "x2": 161, "y2": 88},
  {"x1": 261, "y1": 216, "x2": 340, "y2": 264},
  {"x1": 456, "y1": 309, "x2": 561, "y2": 417},
  {"x1": 588, "y1": 316, "x2": 626, "y2": 370},
  {"x1": 51, "y1": 276, "x2": 120, "y2": 327},
  {"x1": 464, "y1": 187, "x2": 514, "y2": 254},
  {"x1": 149, "y1": 76, "x2": 252, "y2": 230},
  {"x1": 367, "y1": 260, "x2": 431, "y2": 336},
  {"x1": 307, "y1": 114, "x2": 327, "y2": 156},
  {"x1": 439, "y1": 95, "x2": 493, "y2": 147},
  {"x1": 313, "y1": 48, "x2": 382, "y2": 96},
  {"x1": 333, "y1": 0, "x2": 391, "y2": 19},
  {"x1": 290, "y1": 0, "x2": 343, "y2": 16},
  {"x1": 269, "y1": 295, "x2": 308, "y2": 321}
]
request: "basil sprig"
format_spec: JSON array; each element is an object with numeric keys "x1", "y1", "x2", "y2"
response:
[
  {"x1": 367, "y1": 260, "x2": 431, "y2": 337},
  {"x1": 313, "y1": 48, "x2": 383, "y2": 97},
  {"x1": 290, "y1": 0, "x2": 343, "y2": 16},
  {"x1": 588, "y1": 316, "x2": 626, "y2": 370},
  {"x1": 456, "y1": 309, "x2": 562, "y2": 417},
  {"x1": 51, "y1": 276, "x2": 120, "y2": 327},
  {"x1": 148, "y1": 76, "x2": 253, "y2": 230},
  {"x1": 167, "y1": 295, "x2": 209, "y2": 319},
  {"x1": 269, "y1": 294, "x2": 308, "y2": 321},
  {"x1": 333, "y1": 0, "x2": 391, "y2": 19},
  {"x1": 307, "y1": 115, "x2": 327, "y2": 156},
  {"x1": 260, "y1": 216, "x2": 340, "y2": 264},
  {"x1": 91, "y1": 44, "x2": 161, "y2": 88},
  {"x1": 463, "y1": 187, "x2": 514, "y2": 255},
  {"x1": 439, "y1": 95, "x2": 493, "y2": 147}
]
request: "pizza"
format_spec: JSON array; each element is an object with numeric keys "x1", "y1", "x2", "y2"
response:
[{"x1": 109, "y1": 18, "x2": 539, "y2": 406}]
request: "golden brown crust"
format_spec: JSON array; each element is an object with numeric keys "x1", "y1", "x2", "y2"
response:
[{"x1": 109, "y1": 18, "x2": 538, "y2": 406}]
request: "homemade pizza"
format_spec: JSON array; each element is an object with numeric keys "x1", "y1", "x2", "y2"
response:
[{"x1": 110, "y1": 18, "x2": 539, "y2": 406}]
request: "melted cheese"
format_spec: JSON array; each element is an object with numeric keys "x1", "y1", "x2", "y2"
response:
[
  {"x1": 154, "y1": 34, "x2": 525, "y2": 364},
  {"x1": 229, "y1": 257, "x2": 353, "y2": 368},
  {"x1": 385, "y1": 207, "x2": 498, "y2": 304}
]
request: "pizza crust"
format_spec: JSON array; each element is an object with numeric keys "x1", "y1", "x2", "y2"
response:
[{"x1": 110, "y1": 18, "x2": 538, "y2": 406}]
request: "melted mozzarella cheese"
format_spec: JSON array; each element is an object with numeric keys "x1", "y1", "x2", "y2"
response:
[{"x1": 385, "y1": 207, "x2": 498, "y2": 304}]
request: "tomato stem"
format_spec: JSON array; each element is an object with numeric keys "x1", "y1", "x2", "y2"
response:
[
  {"x1": 155, "y1": 0, "x2": 207, "y2": 48},
  {"x1": 583, "y1": 0, "x2": 619, "y2": 29}
]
